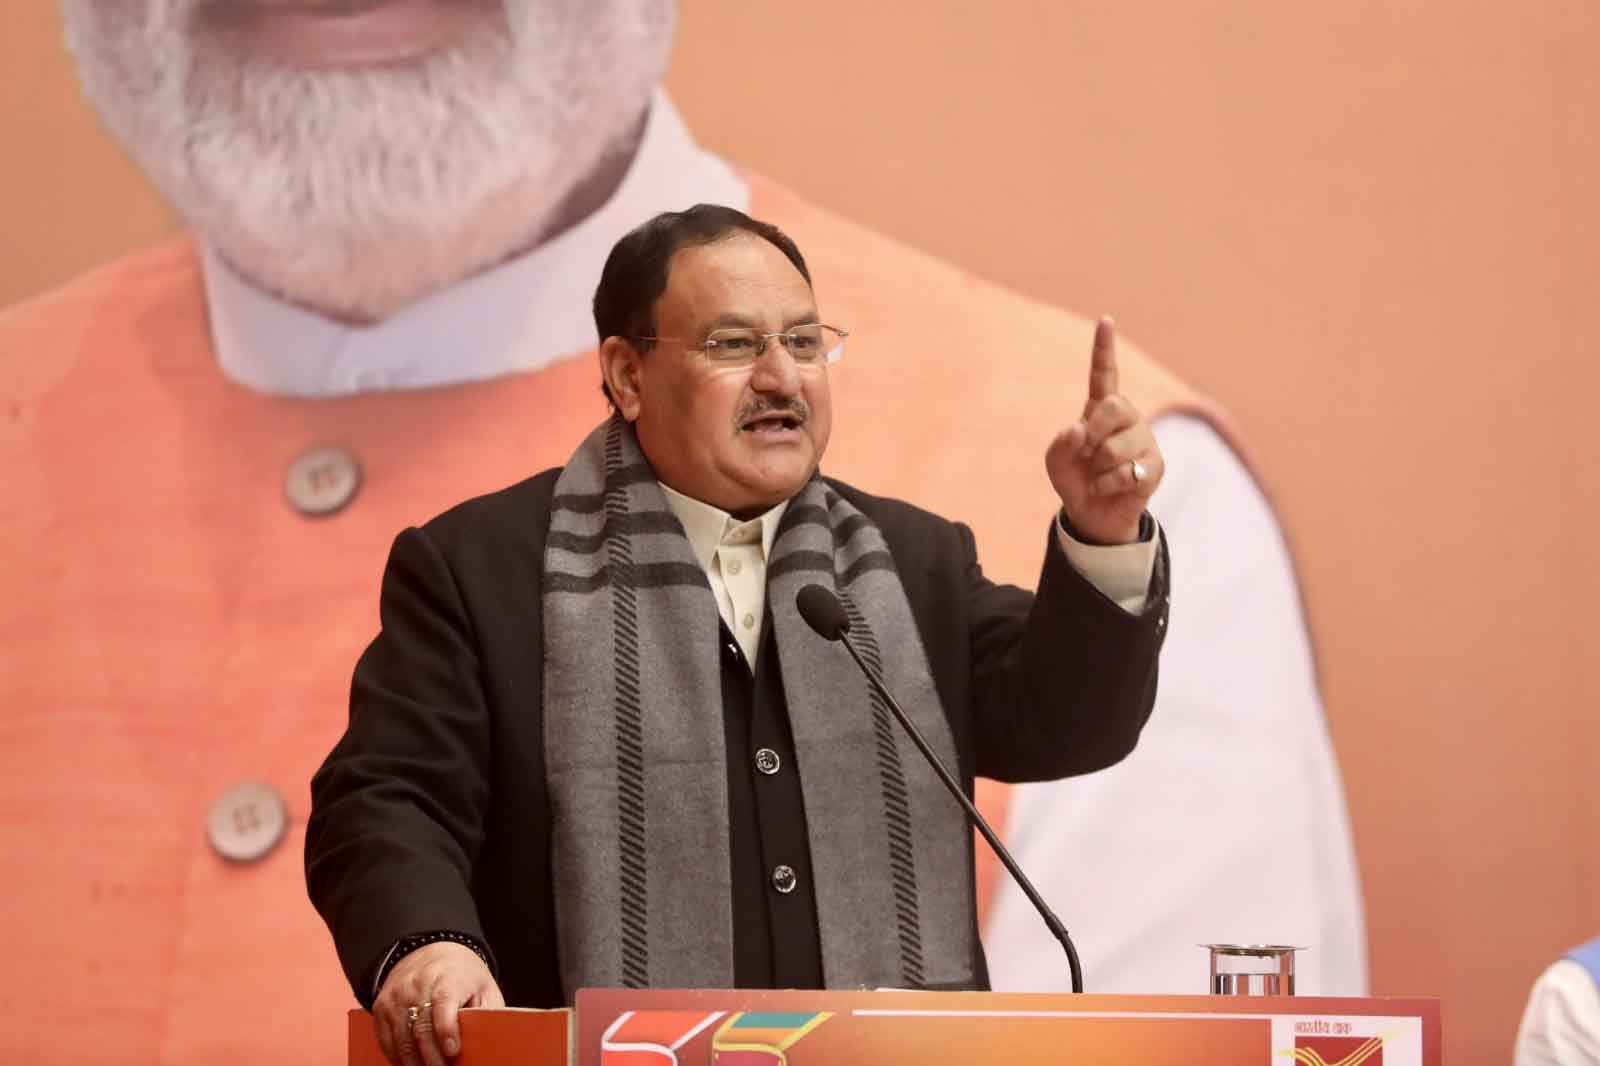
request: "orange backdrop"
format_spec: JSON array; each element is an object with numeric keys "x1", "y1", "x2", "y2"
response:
[{"x1": 3, "y1": 4, "x2": 1596, "y2": 1064}]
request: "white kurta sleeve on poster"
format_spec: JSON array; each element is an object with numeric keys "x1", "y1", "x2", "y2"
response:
[
  {"x1": 982, "y1": 413, "x2": 1368, "y2": 996},
  {"x1": 1515, "y1": 960, "x2": 1600, "y2": 1066}
]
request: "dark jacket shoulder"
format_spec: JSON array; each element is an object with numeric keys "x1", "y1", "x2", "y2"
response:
[{"x1": 420, "y1": 468, "x2": 563, "y2": 549}]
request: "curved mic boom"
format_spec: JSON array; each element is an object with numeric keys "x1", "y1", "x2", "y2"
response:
[{"x1": 794, "y1": 583, "x2": 1085, "y2": 993}]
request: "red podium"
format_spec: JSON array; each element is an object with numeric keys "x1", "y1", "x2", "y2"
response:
[{"x1": 350, "y1": 989, "x2": 1440, "y2": 1065}]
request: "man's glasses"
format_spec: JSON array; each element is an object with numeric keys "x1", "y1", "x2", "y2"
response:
[{"x1": 631, "y1": 324, "x2": 849, "y2": 368}]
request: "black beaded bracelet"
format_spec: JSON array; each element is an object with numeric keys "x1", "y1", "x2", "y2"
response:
[{"x1": 376, "y1": 929, "x2": 491, "y2": 991}]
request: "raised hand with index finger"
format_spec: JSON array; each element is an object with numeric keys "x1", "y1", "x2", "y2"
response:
[{"x1": 1044, "y1": 316, "x2": 1164, "y2": 545}]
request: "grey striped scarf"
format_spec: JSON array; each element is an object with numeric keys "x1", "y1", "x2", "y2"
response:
[{"x1": 541, "y1": 416, "x2": 973, "y2": 998}]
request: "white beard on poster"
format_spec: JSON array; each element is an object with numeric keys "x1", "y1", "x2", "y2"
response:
[{"x1": 60, "y1": 0, "x2": 673, "y2": 323}]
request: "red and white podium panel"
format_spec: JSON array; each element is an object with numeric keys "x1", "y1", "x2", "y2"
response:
[{"x1": 350, "y1": 989, "x2": 1440, "y2": 1066}]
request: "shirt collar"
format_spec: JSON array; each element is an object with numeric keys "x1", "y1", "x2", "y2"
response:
[
  {"x1": 659, "y1": 482, "x2": 788, "y2": 572},
  {"x1": 203, "y1": 91, "x2": 749, "y2": 397}
]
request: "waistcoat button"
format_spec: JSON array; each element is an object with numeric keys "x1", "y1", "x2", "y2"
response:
[
  {"x1": 207, "y1": 781, "x2": 288, "y2": 863},
  {"x1": 284, "y1": 444, "x2": 362, "y2": 517}
]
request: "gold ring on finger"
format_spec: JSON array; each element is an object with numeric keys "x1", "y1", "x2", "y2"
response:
[{"x1": 406, "y1": 1001, "x2": 432, "y2": 1027}]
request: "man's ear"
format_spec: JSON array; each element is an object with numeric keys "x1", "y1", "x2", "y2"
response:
[{"x1": 598, "y1": 336, "x2": 645, "y2": 421}]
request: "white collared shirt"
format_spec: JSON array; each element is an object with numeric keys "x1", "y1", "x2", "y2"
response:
[
  {"x1": 659, "y1": 482, "x2": 1157, "y2": 673},
  {"x1": 204, "y1": 91, "x2": 748, "y2": 397},
  {"x1": 659, "y1": 483, "x2": 788, "y2": 668}
]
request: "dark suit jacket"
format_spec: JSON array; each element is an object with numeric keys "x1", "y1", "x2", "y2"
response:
[{"x1": 305, "y1": 471, "x2": 1169, "y2": 1007}]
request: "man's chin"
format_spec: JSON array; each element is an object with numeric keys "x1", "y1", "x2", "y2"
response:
[
  {"x1": 203, "y1": 175, "x2": 556, "y2": 324},
  {"x1": 725, "y1": 462, "x2": 820, "y2": 519}
]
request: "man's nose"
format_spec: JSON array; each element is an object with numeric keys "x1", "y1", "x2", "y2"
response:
[{"x1": 748, "y1": 338, "x2": 803, "y2": 394}]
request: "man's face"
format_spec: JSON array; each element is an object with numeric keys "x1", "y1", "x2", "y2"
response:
[
  {"x1": 60, "y1": 0, "x2": 675, "y2": 318},
  {"x1": 623, "y1": 235, "x2": 834, "y2": 517}
]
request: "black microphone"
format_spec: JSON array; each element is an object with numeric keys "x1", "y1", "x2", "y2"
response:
[{"x1": 795, "y1": 583, "x2": 1085, "y2": 993}]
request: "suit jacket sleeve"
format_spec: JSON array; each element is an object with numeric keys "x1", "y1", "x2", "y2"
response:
[
  {"x1": 966, "y1": 516, "x2": 1169, "y2": 782},
  {"x1": 305, "y1": 523, "x2": 498, "y2": 1006},
  {"x1": 834, "y1": 479, "x2": 1168, "y2": 787}
]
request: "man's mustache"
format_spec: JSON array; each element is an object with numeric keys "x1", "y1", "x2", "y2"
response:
[{"x1": 736, "y1": 398, "x2": 810, "y2": 427}]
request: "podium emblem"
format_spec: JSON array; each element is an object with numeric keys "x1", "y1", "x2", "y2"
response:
[
  {"x1": 598, "y1": 1010, "x2": 831, "y2": 1066},
  {"x1": 1287, "y1": 1035, "x2": 1385, "y2": 1066}
]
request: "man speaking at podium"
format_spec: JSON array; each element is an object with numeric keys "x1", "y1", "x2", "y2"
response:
[{"x1": 306, "y1": 206, "x2": 1170, "y2": 1065}]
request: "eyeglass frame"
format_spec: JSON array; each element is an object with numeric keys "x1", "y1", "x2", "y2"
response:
[{"x1": 626, "y1": 322, "x2": 849, "y2": 367}]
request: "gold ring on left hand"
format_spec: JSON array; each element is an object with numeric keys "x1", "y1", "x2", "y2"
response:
[
  {"x1": 1130, "y1": 459, "x2": 1148, "y2": 484},
  {"x1": 406, "y1": 1002, "x2": 432, "y2": 1027}
]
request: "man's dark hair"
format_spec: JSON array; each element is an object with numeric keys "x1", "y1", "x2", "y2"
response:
[{"x1": 593, "y1": 204, "x2": 812, "y2": 405}]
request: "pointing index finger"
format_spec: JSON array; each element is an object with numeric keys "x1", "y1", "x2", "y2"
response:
[{"x1": 1086, "y1": 314, "x2": 1119, "y2": 413}]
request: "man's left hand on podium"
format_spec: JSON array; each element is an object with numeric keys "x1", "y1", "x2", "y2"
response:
[{"x1": 373, "y1": 942, "x2": 505, "y2": 1066}]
